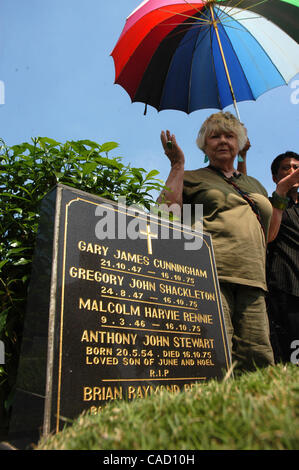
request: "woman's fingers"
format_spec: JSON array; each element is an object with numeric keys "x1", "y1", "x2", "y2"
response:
[
  {"x1": 161, "y1": 130, "x2": 173, "y2": 150},
  {"x1": 160, "y1": 130, "x2": 185, "y2": 167}
]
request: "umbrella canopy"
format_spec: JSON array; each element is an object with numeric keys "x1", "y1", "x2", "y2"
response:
[{"x1": 111, "y1": 0, "x2": 299, "y2": 115}]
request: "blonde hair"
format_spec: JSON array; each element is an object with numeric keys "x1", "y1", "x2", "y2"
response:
[{"x1": 196, "y1": 112, "x2": 247, "y2": 152}]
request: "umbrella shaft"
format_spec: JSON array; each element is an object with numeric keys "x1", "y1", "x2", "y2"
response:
[{"x1": 209, "y1": 4, "x2": 241, "y2": 121}]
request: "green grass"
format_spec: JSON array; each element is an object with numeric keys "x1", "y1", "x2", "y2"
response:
[{"x1": 37, "y1": 364, "x2": 299, "y2": 450}]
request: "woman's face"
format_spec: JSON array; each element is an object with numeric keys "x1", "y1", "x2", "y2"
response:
[{"x1": 204, "y1": 129, "x2": 239, "y2": 163}]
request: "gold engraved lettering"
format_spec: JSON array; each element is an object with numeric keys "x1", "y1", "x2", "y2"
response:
[
  {"x1": 194, "y1": 291, "x2": 216, "y2": 301},
  {"x1": 143, "y1": 334, "x2": 170, "y2": 347},
  {"x1": 86, "y1": 356, "x2": 119, "y2": 365},
  {"x1": 196, "y1": 358, "x2": 214, "y2": 366},
  {"x1": 113, "y1": 249, "x2": 150, "y2": 265},
  {"x1": 127, "y1": 384, "x2": 180, "y2": 399},
  {"x1": 89, "y1": 406, "x2": 102, "y2": 415},
  {"x1": 184, "y1": 383, "x2": 197, "y2": 392},
  {"x1": 129, "y1": 278, "x2": 156, "y2": 291},
  {"x1": 128, "y1": 385, "x2": 150, "y2": 399},
  {"x1": 183, "y1": 312, "x2": 213, "y2": 324},
  {"x1": 159, "y1": 284, "x2": 193, "y2": 296},
  {"x1": 70, "y1": 267, "x2": 124, "y2": 285},
  {"x1": 86, "y1": 346, "x2": 113, "y2": 356},
  {"x1": 144, "y1": 306, "x2": 179, "y2": 320},
  {"x1": 83, "y1": 386, "x2": 123, "y2": 401},
  {"x1": 173, "y1": 336, "x2": 214, "y2": 348},
  {"x1": 78, "y1": 240, "x2": 109, "y2": 256},
  {"x1": 79, "y1": 298, "x2": 140, "y2": 316},
  {"x1": 122, "y1": 357, "x2": 141, "y2": 366},
  {"x1": 181, "y1": 358, "x2": 195, "y2": 366},
  {"x1": 163, "y1": 350, "x2": 180, "y2": 358},
  {"x1": 158, "y1": 357, "x2": 178, "y2": 366},
  {"x1": 81, "y1": 330, "x2": 137, "y2": 345},
  {"x1": 159, "y1": 284, "x2": 216, "y2": 300},
  {"x1": 154, "y1": 259, "x2": 207, "y2": 278},
  {"x1": 150, "y1": 369, "x2": 169, "y2": 378}
]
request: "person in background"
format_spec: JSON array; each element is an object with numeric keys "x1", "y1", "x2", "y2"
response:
[
  {"x1": 158, "y1": 111, "x2": 276, "y2": 372},
  {"x1": 266, "y1": 151, "x2": 299, "y2": 363}
]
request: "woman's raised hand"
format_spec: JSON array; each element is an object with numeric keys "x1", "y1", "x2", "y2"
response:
[{"x1": 160, "y1": 130, "x2": 185, "y2": 168}]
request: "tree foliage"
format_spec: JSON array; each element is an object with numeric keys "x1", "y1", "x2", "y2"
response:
[{"x1": 0, "y1": 136, "x2": 164, "y2": 429}]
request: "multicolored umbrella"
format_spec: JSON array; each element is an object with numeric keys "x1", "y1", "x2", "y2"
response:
[{"x1": 111, "y1": 0, "x2": 299, "y2": 117}]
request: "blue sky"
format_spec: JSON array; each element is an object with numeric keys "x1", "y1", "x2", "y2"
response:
[{"x1": 0, "y1": 0, "x2": 298, "y2": 195}]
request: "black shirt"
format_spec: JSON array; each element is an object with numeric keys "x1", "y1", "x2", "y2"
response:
[{"x1": 267, "y1": 198, "x2": 299, "y2": 297}]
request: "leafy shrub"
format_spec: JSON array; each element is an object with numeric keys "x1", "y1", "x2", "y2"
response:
[{"x1": 0, "y1": 137, "x2": 164, "y2": 431}]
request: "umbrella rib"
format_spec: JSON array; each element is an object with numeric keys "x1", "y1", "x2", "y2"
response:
[
  {"x1": 165, "y1": 24, "x2": 210, "y2": 44},
  {"x1": 160, "y1": 13, "x2": 210, "y2": 47},
  {"x1": 181, "y1": 0, "x2": 214, "y2": 23},
  {"x1": 218, "y1": 0, "x2": 269, "y2": 20},
  {"x1": 220, "y1": 16, "x2": 265, "y2": 22},
  {"x1": 218, "y1": 0, "x2": 250, "y2": 16},
  {"x1": 209, "y1": 26, "x2": 222, "y2": 111},
  {"x1": 188, "y1": 25, "x2": 213, "y2": 113},
  {"x1": 209, "y1": 1, "x2": 268, "y2": 30},
  {"x1": 241, "y1": 24, "x2": 290, "y2": 85},
  {"x1": 157, "y1": 8, "x2": 212, "y2": 23},
  {"x1": 182, "y1": 0, "x2": 204, "y2": 14},
  {"x1": 215, "y1": 7, "x2": 275, "y2": 101},
  {"x1": 158, "y1": 14, "x2": 211, "y2": 113},
  {"x1": 215, "y1": 17, "x2": 263, "y2": 33},
  {"x1": 192, "y1": 23, "x2": 214, "y2": 51},
  {"x1": 158, "y1": 20, "x2": 211, "y2": 34},
  {"x1": 209, "y1": 5, "x2": 241, "y2": 119},
  {"x1": 219, "y1": 6, "x2": 288, "y2": 87},
  {"x1": 188, "y1": 32, "x2": 199, "y2": 114},
  {"x1": 216, "y1": 5, "x2": 260, "y2": 99},
  {"x1": 159, "y1": 10, "x2": 211, "y2": 47},
  {"x1": 213, "y1": 0, "x2": 244, "y2": 21},
  {"x1": 161, "y1": 22, "x2": 203, "y2": 25}
]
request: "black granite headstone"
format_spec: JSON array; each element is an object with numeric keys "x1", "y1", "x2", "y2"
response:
[{"x1": 9, "y1": 184, "x2": 231, "y2": 448}]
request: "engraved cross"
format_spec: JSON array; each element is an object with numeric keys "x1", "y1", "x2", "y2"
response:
[{"x1": 140, "y1": 224, "x2": 158, "y2": 255}]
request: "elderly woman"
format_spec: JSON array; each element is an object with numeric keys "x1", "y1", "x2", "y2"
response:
[{"x1": 159, "y1": 111, "x2": 274, "y2": 372}]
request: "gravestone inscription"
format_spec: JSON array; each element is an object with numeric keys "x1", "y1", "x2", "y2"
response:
[{"x1": 9, "y1": 184, "x2": 230, "y2": 447}]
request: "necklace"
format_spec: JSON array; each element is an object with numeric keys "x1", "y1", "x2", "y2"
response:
[{"x1": 208, "y1": 165, "x2": 240, "y2": 179}]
